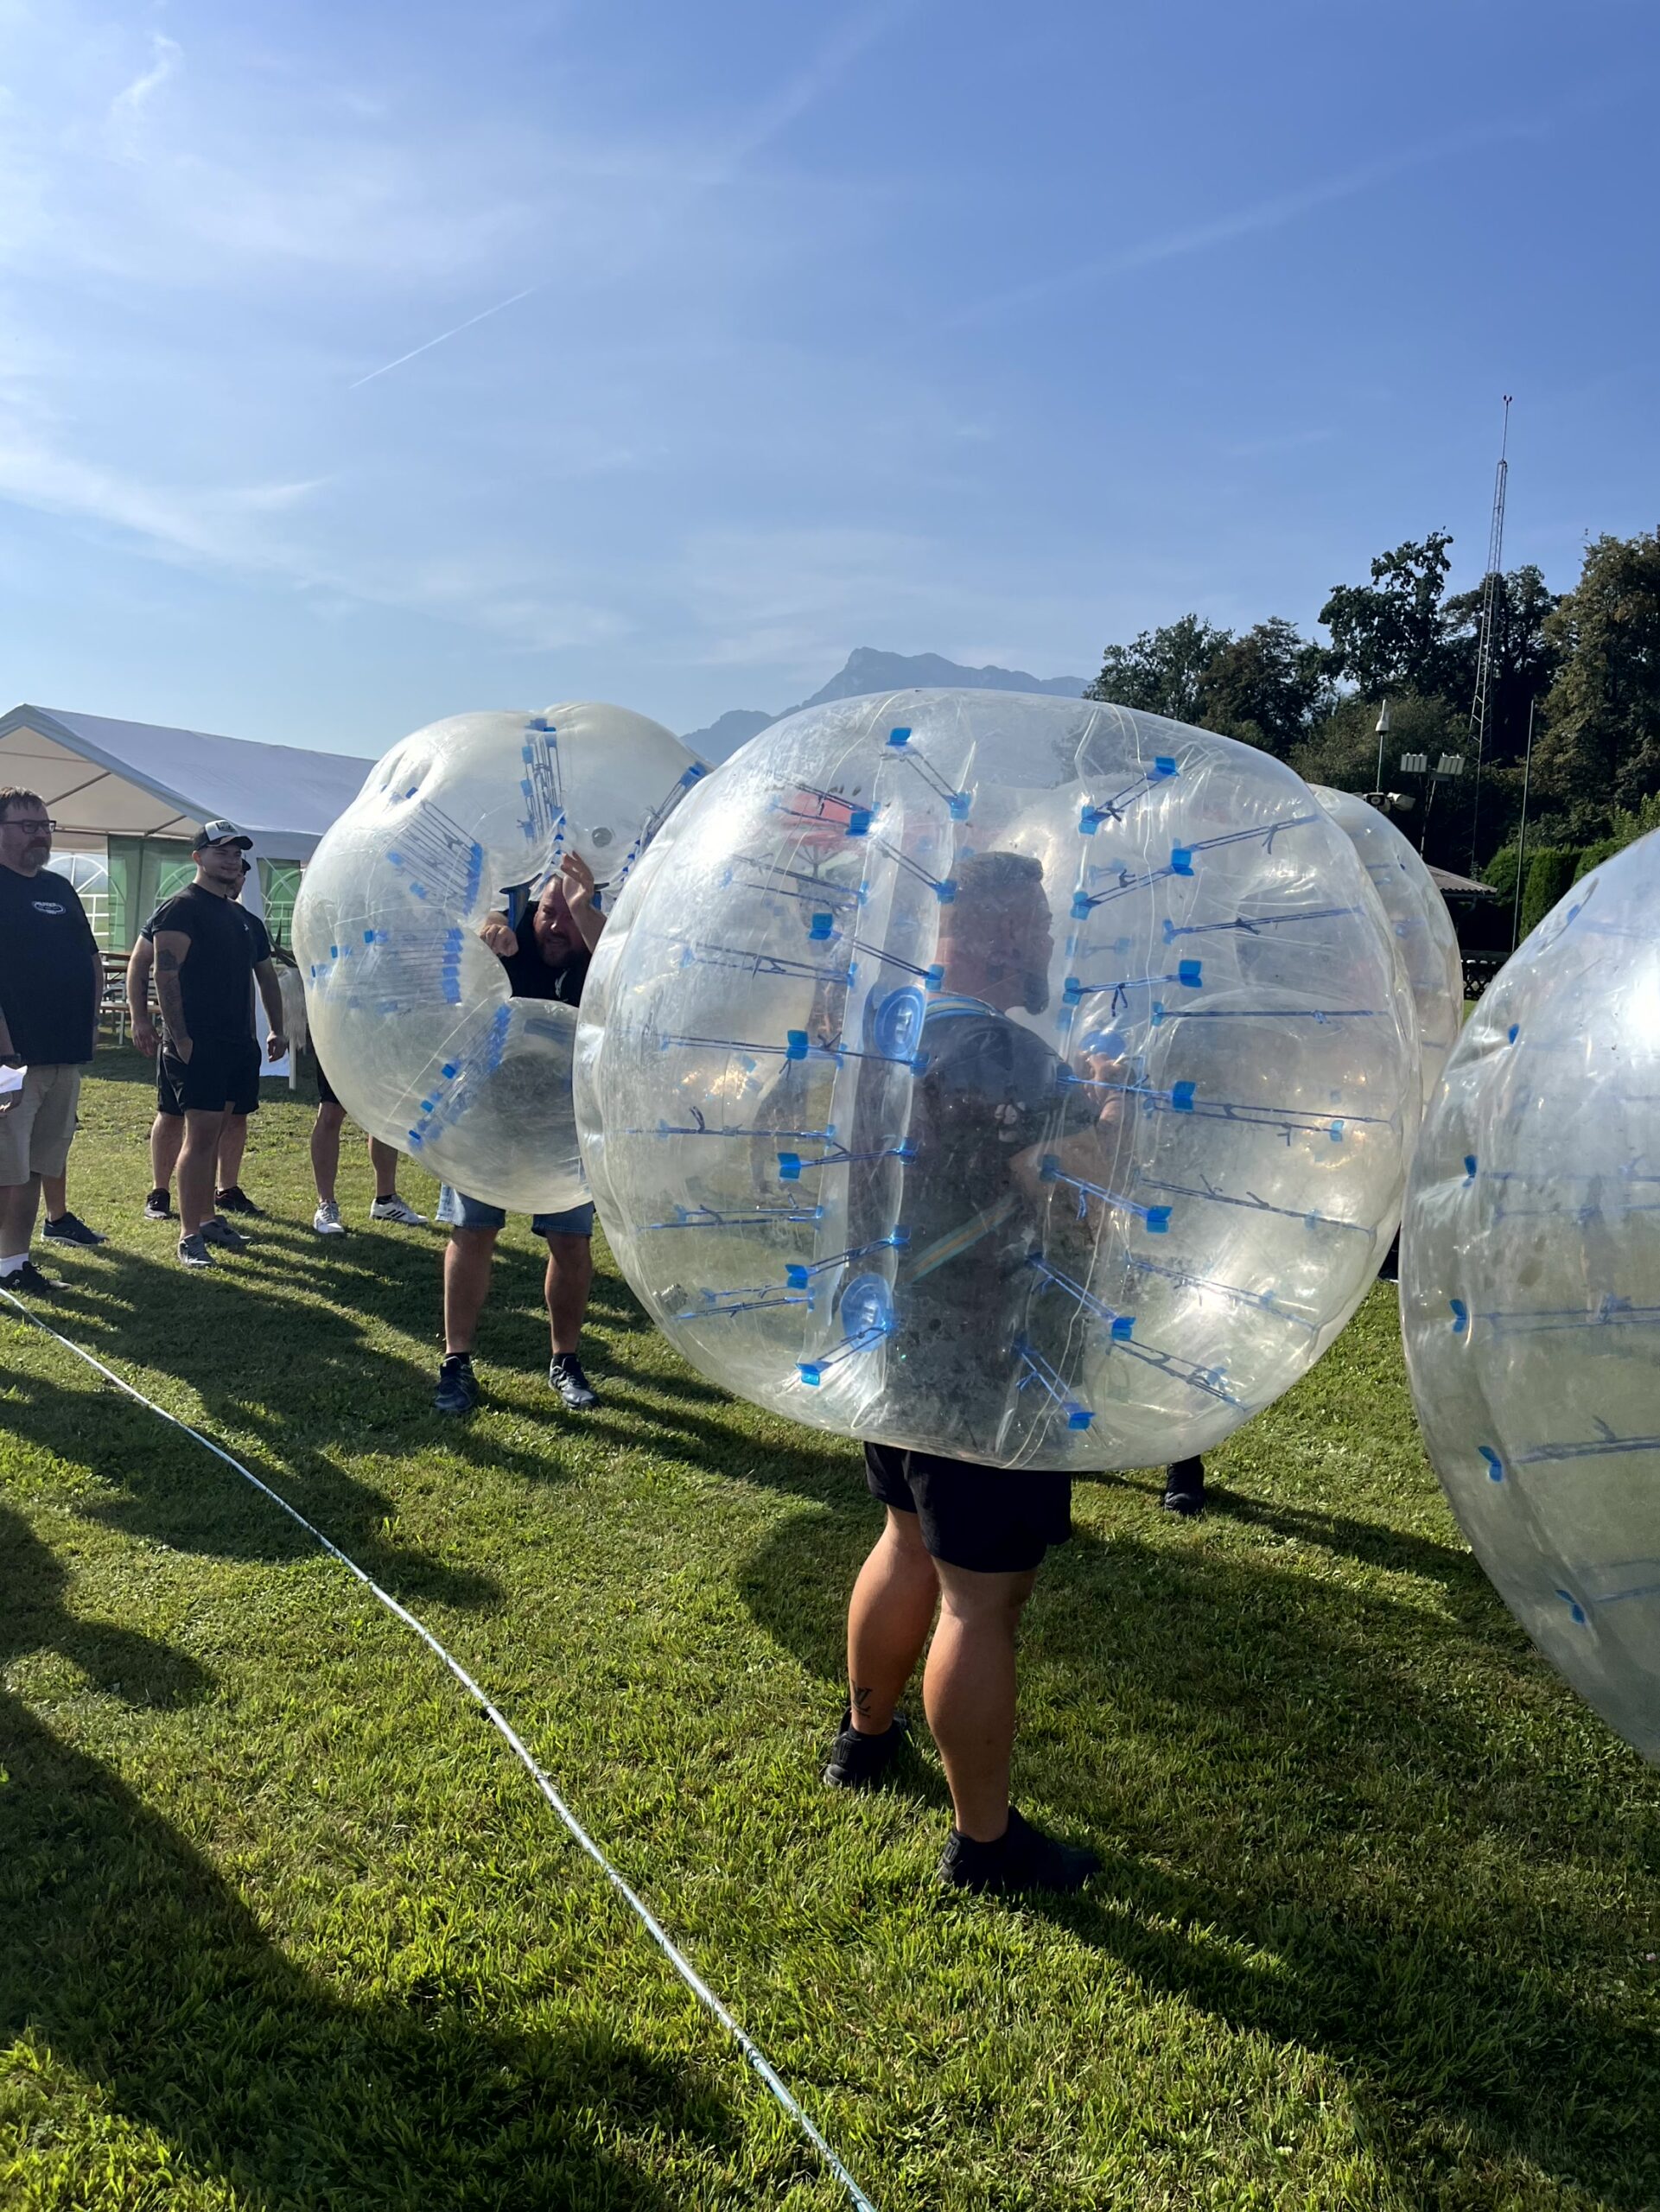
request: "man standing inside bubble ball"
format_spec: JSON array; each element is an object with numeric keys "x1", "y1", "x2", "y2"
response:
[
  {"x1": 433, "y1": 852, "x2": 605, "y2": 1417},
  {"x1": 824, "y1": 850, "x2": 1105, "y2": 1897}
]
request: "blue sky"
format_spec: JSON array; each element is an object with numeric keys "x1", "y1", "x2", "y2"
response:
[{"x1": 1, "y1": 0, "x2": 1654, "y2": 757}]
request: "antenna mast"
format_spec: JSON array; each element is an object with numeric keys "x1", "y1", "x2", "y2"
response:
[{"x1": 1466, "y1": 394, "x2": 1511, "y2": 871}]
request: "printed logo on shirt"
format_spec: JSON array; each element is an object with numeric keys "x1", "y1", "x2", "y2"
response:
[{"x1": 31, "y1": 899, "x2": 67, "y2": 916}]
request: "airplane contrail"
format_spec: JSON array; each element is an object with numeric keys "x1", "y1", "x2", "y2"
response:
[{"x1": 348, "y1": 284, "x2": 543, "y2": 391}]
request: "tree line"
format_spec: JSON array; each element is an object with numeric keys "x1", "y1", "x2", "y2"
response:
[{"x1": 1085, "y1": 525, "x2": 1660, "y2": 917}]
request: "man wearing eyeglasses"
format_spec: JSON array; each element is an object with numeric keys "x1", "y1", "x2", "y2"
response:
[{"x1": 0, "y1": 788, "x2": 105, "y2": 1294}]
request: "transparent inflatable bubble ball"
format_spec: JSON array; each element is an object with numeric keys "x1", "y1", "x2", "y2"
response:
[
  {"x1": 1311, "y1": 785, "x2": 1464, "y2": 1119},
  {"x1": 576, "y1": 689, "x2": 1419, "y2": 1470},
  {"x1": 295, "y1": 702, "x2": 705, "y2": 1213},
  {"x1": 1402, "y1": 827, "x2": 1660, "y2": 1764}
]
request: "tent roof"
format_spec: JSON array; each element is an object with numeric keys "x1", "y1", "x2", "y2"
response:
[{"x1": 0, "y1": 702, "x2": 373, "y2": 861}]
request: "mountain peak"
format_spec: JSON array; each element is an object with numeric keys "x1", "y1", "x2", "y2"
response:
[{"x1": 683, "y1": 647, "x2": 1091, "y2": 759}]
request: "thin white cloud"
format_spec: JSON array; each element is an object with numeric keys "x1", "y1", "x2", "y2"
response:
[
  {"x1": 347, "y1": 284, "x2": 544, "y2": 390},
  {"x1": 111, "y1": 31, "x2": 181, "y2": 121},
  {"x1": 948, "y1": 120, "x2": 1535, "y2": 327},
  {"x1": 0, "y1": 420, "x2": 627, "y2": 652},
  {"x1": 340, "y1": 5, "x2": 913, "y2": 391},
  {"x1": 714, "y1": 0, "x2": 913, "y2": 175}
]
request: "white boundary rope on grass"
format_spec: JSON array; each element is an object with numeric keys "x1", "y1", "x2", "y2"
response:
[{"x1": 2, "y1": 1287, "x2": 879, "y2": 2212}]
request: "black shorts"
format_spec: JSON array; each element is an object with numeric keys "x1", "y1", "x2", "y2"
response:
[
  {"x1": 158, "y1": 1039, "x2": 261, "y2": 1117},
  {"x1": 315, "y1": 1055, "x2": 340, "y2": 1108},
  {"x1": 864, "y1": 1442, "x2": 1072, "y2": 1574}
]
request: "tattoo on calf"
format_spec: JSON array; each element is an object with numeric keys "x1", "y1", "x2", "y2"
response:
[{"x1": 850, "y1": 1684, "x2": 873, "y2": 1718}]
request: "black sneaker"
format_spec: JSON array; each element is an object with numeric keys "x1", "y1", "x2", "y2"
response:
[
  {"x1": 1161, "y1": 1456, "x2": 1205, "y2": 1516},
  {"x1": 200, "y1": 1217, "x2": 249, "y2": 1253},
  {"x1": 548, "y1": 1353, "x2": 599, "y2": 1410},
  {"x1": 824, "y1": 1708, "x2": 910, "y2": 1790},
  {"x1": 938, "y1": 1807, "x2": 1100, "y2": 1897},
  {"x1": 434, "y1": 1353, "x2": 480, "y2": 1416},
  {"x1": 144, "y1": 1189, "x2": 173, "y2": 1223},
  {"x1": 3, "y1": 1260, "x2": 58, "y2": 1296},
  {"x1": 42, "y1": 1211, "x2": 106, "y2": 1246},
  {"x1": 214, "y1": 1186, "x2": 264, "y2": 1217},
  {"x1": 177, "y1": 1232, "x2": 214, "y2": 1269}
]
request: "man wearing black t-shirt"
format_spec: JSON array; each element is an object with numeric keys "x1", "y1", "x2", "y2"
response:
[
  {"x1": 129, "y1": 860, "x2": 270, "y2": 1219},
  {"x1": 149, "y1": 822, "x2": 288, "y2": 1268},
  {"x1": 433, "y1": 850, "x2": 606, "y2": 1416},
  {"x1": 824, "y1": 850, "x2": 1103, "y2": 1897},
  {"x1": 0, "y1": 787, "x2": 104, "y2": 1294}
]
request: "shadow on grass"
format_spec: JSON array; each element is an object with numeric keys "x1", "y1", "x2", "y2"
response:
[
  {"x1": 0, "y1": 1688, "x2": 742, "y2": 2209},
  {"x1": 3, "y1": 1243, "x2": 518, "y2": 1611},
  {"x1": 738, "y1": 1480, "x2": 1660, "y2": 2207},
  {"x1": 2, "y1": 1500, "x2": 213, "y2": 1711}
]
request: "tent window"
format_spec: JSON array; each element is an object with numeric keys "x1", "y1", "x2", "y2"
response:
[{"x1": 259, "y1": 861, "x2": 303, "y2": 950}]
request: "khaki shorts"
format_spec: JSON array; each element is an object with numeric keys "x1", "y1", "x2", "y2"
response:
[{"x1": 0, "y1": 1063, "x2": 84, "y2": 1184}]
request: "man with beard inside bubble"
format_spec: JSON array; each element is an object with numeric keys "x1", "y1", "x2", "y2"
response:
[
  {"x1": 824, "y1": 849, "x2": 1104, "y2": 1897},
  {"x1": 431, "y1": 852, "x2": 605, "y2": 1417}
]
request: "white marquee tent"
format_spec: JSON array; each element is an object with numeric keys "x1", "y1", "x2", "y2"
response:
[{"x1": 0, "y1": 702, "x2": 373, "y2": 950}]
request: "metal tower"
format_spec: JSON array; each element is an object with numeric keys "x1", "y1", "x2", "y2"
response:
[{"x1": 1466, "y1": 394, "x2": 1511, "y2": 871}]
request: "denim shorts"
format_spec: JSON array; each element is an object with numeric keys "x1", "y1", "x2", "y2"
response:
[{"x1": 436, "y1": 1185, "x2": 595, "y2": 1239}]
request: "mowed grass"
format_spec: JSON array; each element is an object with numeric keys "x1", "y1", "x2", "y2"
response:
[{"x1": 3, "y1": 1053, "x2": 1657, "y2": 2212}]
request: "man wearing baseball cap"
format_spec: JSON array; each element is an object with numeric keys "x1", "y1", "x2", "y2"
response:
[{"x1": 147, "y1": 823, "x2": 288, "y2": 1268}]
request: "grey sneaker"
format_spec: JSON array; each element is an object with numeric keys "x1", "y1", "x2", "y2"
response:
[
  {"x1": 42, "y1": 1211, "x2": 107, "y2": 1246},
  {"x1": 313, "y1": 1199, "x2": 347, "y2": 1236},
  {"x1": 200, "y1": 1217, "x2": 248, "y2": 1253},
  {"x1": 177, "y1": 1232, "x2": 214, "y2": 1269},
  {"x1": 144, "y1": 1188, "x2": 172, "y2": 1222},
  {"x1": 548, "y1": 1353, "x2": 599, "y2": 1410},
  {"x1": 369, "y1": 1194, "x2": 428, "y2": 1226}
]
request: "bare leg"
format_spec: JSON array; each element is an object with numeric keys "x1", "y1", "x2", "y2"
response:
[
  {"x1": 544, "y1": 1232, "x2": 594, "y2": 1355},
  {"x1": 41, "y1": 1173, "x2": 67, "y2": 1222},
  {"x1": 150, "y1": 1113, "x2": 183, "y2": 1194},
  {"x1": 924, "y1": 1563, "x2": 1036, "y2": 1842},
  {"x1": 215, "y1": 1113, "x2": 248, "y2": 1194},
  {"x1": 1, "y1": 1175, "x2": 42, "y2": 1263},
  {"x1": 845, "y1": 1507, "x2": 938, "y2": 1733},
  {"x1": 442, "y1": 1226, "x2": 499, "y2": 1354},
  {"x1": 310, "y1": 1102, "x2": 347, "y2": 1203},
  {"x1": 177, "y1": 1108, "x2": 227, "y2": 1238},
  {"x1": 367, "y1": 1137, "x2": 400, "y2": 1201}
]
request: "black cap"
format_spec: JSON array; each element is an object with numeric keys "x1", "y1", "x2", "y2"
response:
[{"x1": 193, "y1": 819, "x2": 253, "y2": 852}]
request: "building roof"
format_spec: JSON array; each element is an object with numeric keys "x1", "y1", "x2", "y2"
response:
[
  {"x1": 0, "y1": 703, "x2": 373, "y2": 861},
  {"x1": 1426, "y1": 862, "x2": 1499, "y2": 898}
]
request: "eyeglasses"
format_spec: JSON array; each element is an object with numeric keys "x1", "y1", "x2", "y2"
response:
[{"x1": 1, "y1": 817, "x2": 54, "y2": 834}]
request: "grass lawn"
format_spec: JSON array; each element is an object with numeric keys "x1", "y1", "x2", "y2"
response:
[{"x1": 3, "y1": 1051, "x2": 1657, "y2": 2211}]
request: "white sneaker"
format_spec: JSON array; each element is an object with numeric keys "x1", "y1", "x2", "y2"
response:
[
  {"x1": 370, "y1": 1194, "x2": 429, "y2": 1227},
  {"x1": 313, "y1": 1199, "x2": 347, "y2": 1236}
]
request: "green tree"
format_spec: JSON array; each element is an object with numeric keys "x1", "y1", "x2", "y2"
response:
[
  {"x1": 1088, "y1": 614, "x2": 1232, "y2": 721},
  {"x1": 1442, "y1": 563, "x2": 1560, "y2": 769},
  {"x1": 1518, "y1": 846, "x2": 1583, "y2": 938},
  {"x1": 1193, "y1": 618, "x2": 1330, "y2": 759},
  {"x1": 1320, "y1": 532, "x2": 1458, "y2": 697},
  {"x1": 1482, "y1": 843, "x2": 1521, "y2": 902},
  {"x1": 1530, "y1": 530, "x2": 1660, "y2": 836}
]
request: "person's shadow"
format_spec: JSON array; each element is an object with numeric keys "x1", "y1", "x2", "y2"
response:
[
  {"x1": 4, "y1": 1242, "x2": 522, "y2": 1611},
  {"x1": 737, "y1": 1480, "x2": 1660, "y2": 2208},
  {"x1": 0, "y1": 1510, "x2": 753, "y2": 2209}
]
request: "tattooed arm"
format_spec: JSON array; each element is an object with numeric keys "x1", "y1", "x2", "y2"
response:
[
  {"x1": 152, "y1": 931, "x2": 193, "y2": 1060},
  {"x1": 126, "y1": 937, "x2": 159, "y2": 1056}
]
